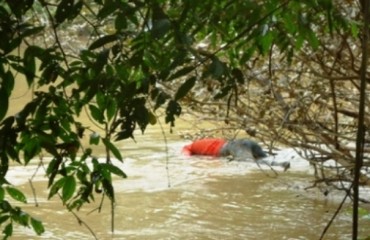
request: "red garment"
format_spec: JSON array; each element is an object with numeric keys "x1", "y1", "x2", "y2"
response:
[{"x1": 182, "y1": 138, "x2": 226, "y2": 156}]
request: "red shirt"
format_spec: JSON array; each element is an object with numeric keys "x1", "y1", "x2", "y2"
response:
[{"x1": 182, "y1": 138, "x2": 227, "y2": 156}]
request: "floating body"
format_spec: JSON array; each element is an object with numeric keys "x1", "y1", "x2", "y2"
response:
[{"x1": 183, "y1": 138, "x2": 290, "y2": 171}]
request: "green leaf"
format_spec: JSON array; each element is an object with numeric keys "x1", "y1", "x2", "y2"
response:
[
  {"x1": 350, "y1": 22, "x2": 360, "y2": 38},
  {"x1": 214, "y1": 85, "x2": 232, "y2": 100},
  {"x1": 6, "y1": 0, "x2": 33, "y2": 18},
  {"x1": 89, "y1": 132, "x2": 100, "y2": 145},
  {"x1": 151, "y1": 19, "x2": 171, "y2": 39},
  {"x1": 13, "y1": 210, "x2": 29, "y2": 226},
  {"x1": 23, "y1": 47, "x2": 36, "y2": 86},
  {"x1": 148, "y1": 111, "x2": 157, "y2": 125},
  {"x1": 3, "y1": 223, "x2": 12, "y2": 238},
  {"x1": 0, "y1": 215, "x2": 9, "y2": 225},
  {"x1": 89, "y1": 104, "x2": 105, "y2": 124},
  {"x1": 0, "y1": 187, "x2": 4, "y2": 201},
  {"x1": 89, "y1": 34, "x2": 119, "y2": 50},
  {"x1": 20, "y1": 26, "x2": 45, "y2": 38},
  {"x1": 96, "y1": 90, "x2": 106, "y2": 110},
  {"x1": 102, "y1": 138, "x2": 123, "y2": 162},
  {"x1": 97, "y1": 1, "x2": 119, "y2": 19},
  {"x1": 115, "y1": 129, "x2": 134, "y2": 141},
  {"x1": 6, "y1": 187, "x2": 27, "y2": 203},
  {"x1": 231, "y1": 68, "x2": 245, "y2": 85},
  {"x1": 102, "y1": 179, "x2": 114, "y2": 201},
  {"x1": 62, "y1": 175, "x2": 76, "y2": 203},
  {"x1": 55, "y1": 0, "x2": 75, "y2": 25},
  {"x1": 0, "y1": 87, "x2": 8, "y2": 121},
  {"x1": 48, "y1": 177, "x2": 65, "y2": 199},
  {"x1": 0, "y1": 200, "x2": 12, "y2": 212},
  {"x1": 165, "y1": 100, "x2": 181, "y2": 126},
  {"x1": 31, "y1": 217, "x2": 45, "y2": 235},
  {"x1": 208, "y1": 57, "x2": 225, "y2": 79},
  {"x1": 69, "y1": 0, "x2": 83, "y2": 21},
  {"x1": 240, "y1": 46, "x2": 256, "y2": 63},
  {"x1": 106, "y1": 98, "x2": 117, "y2": 121},
  {"x1": 258, "y1": 31, "x2": 273, "y2": 55},
  {"x1": 167, "y1": 66, "x2": 195, "y2": 81},
  {"x1": 3, "y1": 70, "x2": 14, "y2": 96},
  {"x1": 100, "y1": 163, "x2": 127, "y2": 178},
  {"x1": 115, "y1": 12, "x2": 128, "y2": 31},
  {"x1": 174, "y1": 77, "x2": 196, "y2": 101},
  {"x1": 94, "y1": 49, "x2": 110, "y2": 75},
  {"x1": 306, "y1": 30, "x2": 320, "y2": 50}
]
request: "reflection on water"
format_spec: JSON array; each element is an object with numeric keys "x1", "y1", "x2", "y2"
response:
[{"x1": 8, "y1": 129, "x2": 370, "y2": 239}]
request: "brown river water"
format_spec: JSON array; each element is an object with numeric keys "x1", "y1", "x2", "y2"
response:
[{"x1": 5, "y1": 77, "x2": 370, "y2": 239}]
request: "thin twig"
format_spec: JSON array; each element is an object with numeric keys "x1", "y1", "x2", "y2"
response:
[
  {"x1": 28, "y1": 157, "x2": 45, "y2": 207},
  {"x1": 148, "y1": 101, "x2": 172, "y2": 188},
  {"x1": 69, "y1": 210, "x2": 99, "y2": 240},
  {"x1": 319, "y1": 187, "x2": 351, "y2": 240}
]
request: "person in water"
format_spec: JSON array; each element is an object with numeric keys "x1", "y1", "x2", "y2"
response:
[{"x1": 182, "y1": 138, "x2": 290, "y2": 171}]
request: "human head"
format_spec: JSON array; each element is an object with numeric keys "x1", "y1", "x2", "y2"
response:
[{"x1": 225, "y1": 139, "x2": 267, "y2": 160}]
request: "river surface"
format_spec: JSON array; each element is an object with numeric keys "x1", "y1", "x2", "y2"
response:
[
  {"x1": 6, "y1": 126, "x2": 370, "y2": 240},
  {"x1": 5, "y1": 76, "x2": 370, "y2": 239}
]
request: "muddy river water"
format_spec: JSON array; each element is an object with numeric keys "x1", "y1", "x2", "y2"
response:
[{"x1": 5, "y1": 80, "x2": 370, "y2": 239}]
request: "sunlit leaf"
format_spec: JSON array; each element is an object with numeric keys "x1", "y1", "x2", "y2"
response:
[
  {"x1": 48, "y1": 177, "x2": 65, "y2": 199},
  {"x1": 100, "y1": 163, "x2": 127, "y2": 178},
  {"x1": 13, "y1": 210, "x2": 29, "y2": 226},
  {"x1": 30, "y1": 217, "x2": 45, "y2": 235},
  {"x1": 259, "y1": 31, "x2": 274, "y2": 55},
  {"x1": 6, "y1": 187, "x2": 27, "y2": 203},
  {"x1": 102, "y1": 138, "x2": 123, "y2": 162},
  {"x1": 350, "y1": 22, "x2": 360, "y2": 37},
  {"x1": 96, "y1": 90, "x2": 106, "y2": 111},
  {"x1": 306, "y1": 30, "x2": 320, "y2": 50},
  {"x1": 3, "y1": 223, "x2": 12, "y2": 238},
  {"x1": 62, "y1": 175, "x2": 76, "y2": 202}
]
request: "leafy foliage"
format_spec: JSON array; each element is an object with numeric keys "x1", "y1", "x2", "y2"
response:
[{"x1": 0, "y1": 0, "x2": 367, "y2": 239}]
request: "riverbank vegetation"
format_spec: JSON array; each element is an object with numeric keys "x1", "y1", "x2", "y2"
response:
[{"x1": 0, "y1": 0, "x2": 369, "y2": 239}]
